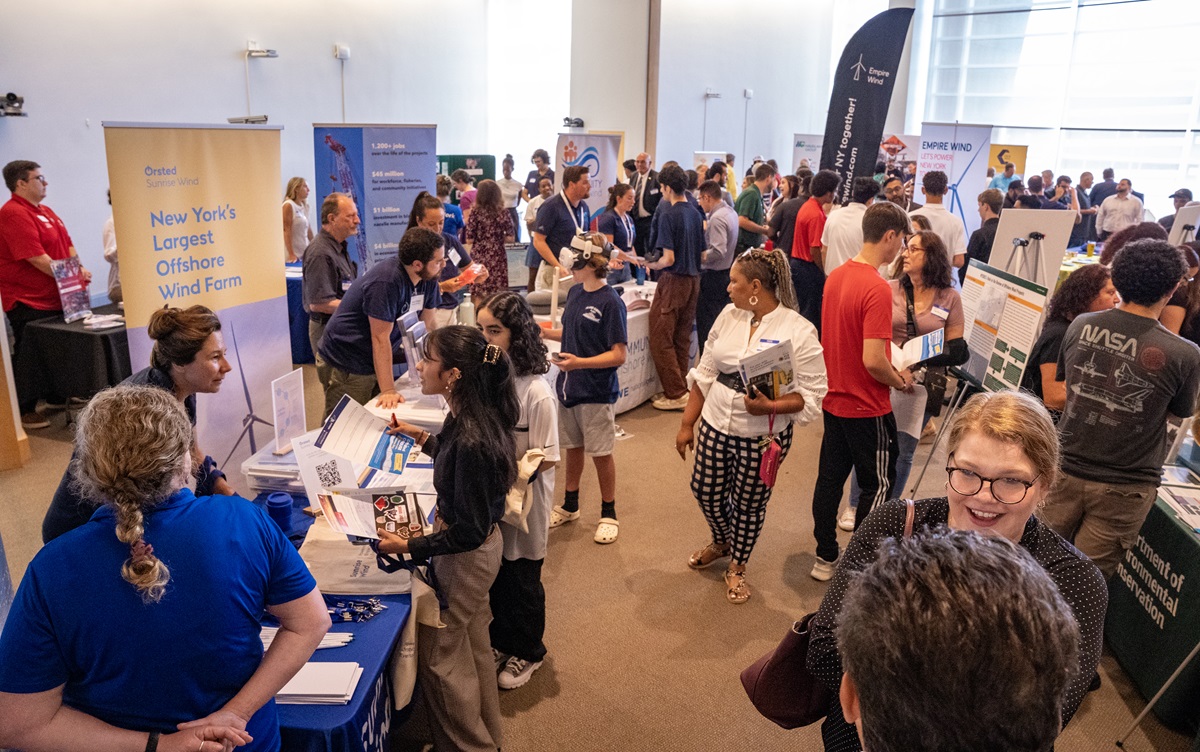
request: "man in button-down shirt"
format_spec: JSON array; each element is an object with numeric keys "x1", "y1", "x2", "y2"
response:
[
  {"x1": 1095, "y1": 179, "x2": 1144, "y2": 240},
  {"x1": 302, "y1": 192, "x2": 360, "y2": 390},
  {"x1": 695, "y1": 180, "x2": 739, "y2": 352},
  {"x1": 0, "y1": 160, "x2": 91, "y2": 429}
]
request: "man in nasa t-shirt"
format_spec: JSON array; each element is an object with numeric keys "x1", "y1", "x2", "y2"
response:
[{"x1": 1042, "y1": 239, "x2": 1200, "y2": 578}]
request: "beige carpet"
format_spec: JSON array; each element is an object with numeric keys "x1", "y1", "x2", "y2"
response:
[{"x1": 0, "y1": 368, "x2": 1192, "y2": 752}]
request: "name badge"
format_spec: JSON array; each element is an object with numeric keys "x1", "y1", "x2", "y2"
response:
[
  {"x1": 449, "y1": 246, "x2": 464, "y2": 266},
  {"x1": 649, "y1": 188, "x2": 659, "y2": 195},
  {"x1": 408, "y1": 294, "x2": 425, "y2": 314},
  {"x1": 757, "y1": 338, "x2": 780, "y2": 352},
  {"x1": 932, "y1": 305, "x2": 950, "y2": 320},
  {"x1": 342, "y1": 279, "x2": 352, "y2": 292}
]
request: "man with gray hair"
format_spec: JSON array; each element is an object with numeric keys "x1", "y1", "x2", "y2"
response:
[
  {"x1": 837, "y1": 528, "x2": 1080, "y2": 752},
  {"x1": 302, "y1": 192, "x2": 361, "y2": 391}
]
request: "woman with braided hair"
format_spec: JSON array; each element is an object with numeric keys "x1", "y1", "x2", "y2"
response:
[
  {"x1": 675, "y1": 246, "x2": 828, "y2": 603},
  {"x1": 0, "y1": 385, "x2": 330, "y2": 752}
]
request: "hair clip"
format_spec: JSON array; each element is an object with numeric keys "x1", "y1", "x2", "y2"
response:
[
  {"x1": 130, "y1": 539, "x2": 155, "y2": 565},
  {"x1": 482, "y1": 343, "x2": 502, "y2": 365}
]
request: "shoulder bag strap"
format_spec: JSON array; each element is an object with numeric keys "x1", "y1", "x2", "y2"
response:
[
  {"x1": 902, "y1": 278, "x2": 918, "y2": 340},
  {"x1": 904, "y1": 498, "x2": 915, "y2": 538}
]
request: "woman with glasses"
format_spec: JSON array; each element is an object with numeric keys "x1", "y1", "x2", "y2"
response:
[
  {"x1": 806, "y1": 390, "x2": 1106, "y2": 752},
  {"x1": 521, "y1": 149, "x2": 555, "y2": 204}
]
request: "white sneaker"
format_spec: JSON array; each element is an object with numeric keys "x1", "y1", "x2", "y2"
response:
[
  {"x1": 838, "y1": 507, "x2": 857, "y2": 532},
  {"x1": 492, "y1": 648, "x2": 510, "y2": 674},
  {"x1": 498, "y1": 656, "x2": 543, "y2": 689},
  {"x1": 652, "y1": 394, "x2": 689, "y2": 411},
  {"x1": 811, "y1": 555, "x2": 839, "y2": 582}
]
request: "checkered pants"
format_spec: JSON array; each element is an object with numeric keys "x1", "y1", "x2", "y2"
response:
[{"x1": 690, "y1": 419, "x2": 794, "y2": 565}]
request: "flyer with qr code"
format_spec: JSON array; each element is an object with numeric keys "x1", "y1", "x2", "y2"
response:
[{"x1": 315, "y1": 395, "x2": 417, "y2": 474}]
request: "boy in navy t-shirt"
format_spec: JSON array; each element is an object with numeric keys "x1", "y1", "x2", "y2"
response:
[{"x1": 543, "y1": 233, "x2": 628, "y2": 544}]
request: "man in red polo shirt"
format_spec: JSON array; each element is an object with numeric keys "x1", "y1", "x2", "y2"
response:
[
  {"x1": 0, "y1": 160, "x2": 91, "y2": 429},
  {"x1": 790, "y1": 169, "x2": 840, "y2": 335},
  {"x1": 808, "y1": 201, "x2": 912, "y2": 581}
]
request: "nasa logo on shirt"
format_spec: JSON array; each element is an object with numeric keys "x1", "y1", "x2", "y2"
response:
[{"x1": 583, "y1": 305, "x2": 602, "y2": 323}]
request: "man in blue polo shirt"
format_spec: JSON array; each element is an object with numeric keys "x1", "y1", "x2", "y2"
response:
[
  {"x1": 532, "y1": 165, "x2": 591, "y2": 280},
  {"x1": 319, "y1": 227, "x2": 444, "y2": 417},
  {"x1": 646, "y1": 164, "x2": 704, "y2": 411}
]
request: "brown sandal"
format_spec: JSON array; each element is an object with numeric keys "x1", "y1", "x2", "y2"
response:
[
  {"x1": 688, "y1": 541, "x2": 731, "y2": 569},
  {"x1": 724, "y1": 567, "x2": 750, "y2": 604}
]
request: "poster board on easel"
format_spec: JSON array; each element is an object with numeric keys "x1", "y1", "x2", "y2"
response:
[
  {"x1": 1169, "y1": 204, "x2": 1200, "y2": 247},
  {"x1": 988, "y1": 208, "x2": 1077, "y2": 292},
  {"x1": 959, "y1": 260, "x2": 1049, "y2": 392}
]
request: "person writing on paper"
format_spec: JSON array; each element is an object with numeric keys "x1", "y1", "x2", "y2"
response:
[
  {"x1": 318, "y1": 227, "x2": 444, "y2": 417},
  {"x1": 42, "y1": 305, "x2": 236, "y2": 543},
  {"x1": 1020, "y1": 264, "x2": 1117, "y2": 420},
  {"x1": 808, "y1": 391, "x2": 1106, "y2": 752},
  {"x1": 380, "y1": 326, "x2": 519, "y2": 752},
  {"x1": 0, "y1": 385, "x2": 330, "y2": 752},
  {"x1": 477, "y1": 291, "x2": 560, "y2": 690},
  {"x1": 281, "y1": 177, "x2": 313, "y2": 263},
  {"x1": 676, "y1": 246, "x2": 827, "y2": 604},
  {"x1": 407, "y1": 191, "x2": 488, "y2": 328}
]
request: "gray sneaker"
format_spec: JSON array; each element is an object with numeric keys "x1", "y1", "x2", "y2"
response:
[
  {"x1": 498, "y1": 656, "x2": 542, "y2": 690},
  {"x1": 492, "y1": 648, "x2": 510, "y2": 674}
]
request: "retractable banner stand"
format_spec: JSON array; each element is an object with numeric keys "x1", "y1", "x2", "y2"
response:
[
  {"x1": 104, "y1": 123, "x2": 291, "y2": 488},
  {"x1": 819, "y1": 7, "x2": 914, "y2": 205},
  {"x1": 313, "y1": 124, "x2": 438, "y2": 273},
  {"x1": 916, "y1": 122, "x2": 992, "y2": 237},
  {"x1": 554, "y1": 134, "x2": 621, "y2": 197},
  {"x1": 792, "y1": 134, "x2": 823, "y2": 174}
]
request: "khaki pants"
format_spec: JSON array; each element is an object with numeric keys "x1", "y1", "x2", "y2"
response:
[
  {"x1": 419, "y1": 525, "x2": 504, "y2": 752},
  {"x1": 323, "y1": 367, "x2": 379, "y2": 419},
  {"x1": 1038, "y1": 471, "x2": 1158, "y2": 578},
  {"x1": 308, "y1": 318, "x2": 332, "y2": 391}
]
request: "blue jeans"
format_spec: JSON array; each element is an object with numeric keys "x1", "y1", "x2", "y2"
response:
[{"x1": 850, "y1": 430, "x2": 919, "y2": 507}]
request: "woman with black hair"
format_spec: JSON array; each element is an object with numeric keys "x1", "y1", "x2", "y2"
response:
[
  {"x1": 408, "y1": 191, "x2": 489, "y2": 328},
  {"x1": 382, "y1": 325, "x2": 518, "y2": 752},
  {"x1": 521, "y1": 148, "x2": 554, "y2": 204},
  {"x1": 1021, "y1": 263, "x2": 1117, "y2": 418},
  {"x1": 476, "y1": 291, "x2": 559, "y2": 690}
]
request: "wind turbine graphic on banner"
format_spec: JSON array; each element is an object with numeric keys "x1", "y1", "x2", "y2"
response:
[
  {"x1": 222, "y1": 322, "x2": 273, "y2": 468},
  {"x1": 851, "y1": 54, "x2": 867, "y2": 82}
]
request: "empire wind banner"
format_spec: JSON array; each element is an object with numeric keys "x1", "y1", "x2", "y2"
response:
[
  {"x1": 819, "y1": 7, "x2": 914, "y2": 205},
  {"x1": 554, "y1": 133, "x2": 621, "y2": 198},
  {"x1": 916, "y1": 122, "x2": 993, "y2": 238},
  {"x1": 104, "y1": 123, "x2": 291, "y2": 488}
]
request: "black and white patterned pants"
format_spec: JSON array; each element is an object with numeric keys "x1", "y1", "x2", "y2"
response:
[{"x1": 690, "y1": 419, "x2": 794, "y2": 565}]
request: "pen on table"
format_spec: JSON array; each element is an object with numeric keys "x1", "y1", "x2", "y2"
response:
[{"x1": 390, "y1": 412, "x2": 399, "y2": 430}]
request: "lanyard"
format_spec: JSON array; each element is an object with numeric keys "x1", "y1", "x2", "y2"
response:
[
  {"x1": 619, "y1": 211, "x2": 634, "y2": 248},
  {"x1": 561, "y1": 191, "x2": 585, "y2": 234}
]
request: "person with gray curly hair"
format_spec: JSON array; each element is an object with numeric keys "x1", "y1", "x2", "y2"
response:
[
  {"x1": 837, "y1": 528, "x2": 1080, "y2": 752},
  {"x1": 0, "y1": 385, "x2": 329, "y2": 752}
]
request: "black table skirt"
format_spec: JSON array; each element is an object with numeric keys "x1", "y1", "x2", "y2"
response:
[{"x1": 22, "y1": 303, "x2": 132, "y2": 399}]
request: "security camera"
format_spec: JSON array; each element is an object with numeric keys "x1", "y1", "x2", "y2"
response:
[
  {"x1": 562, "y1": 117, "x2": 585, "y2": 129},
  {"x1": 2, "y1": 93, "x2": 25, "y2": 117}
]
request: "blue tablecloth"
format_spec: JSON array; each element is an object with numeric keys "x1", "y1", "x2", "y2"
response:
[
  {"x1": 286, "y1": 262, "x2": 315, "y2": 365},
  {"x1": 254, "y1": 493, "x2": 412, "y2": 752},
  {"x1": 277, "y1": 592, "x2": 412, "y2": 752}
]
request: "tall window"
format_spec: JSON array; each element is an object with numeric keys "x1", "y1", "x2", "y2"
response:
[{"x1": 915, "y1": 0, "x2": 1200, "y2": 217}]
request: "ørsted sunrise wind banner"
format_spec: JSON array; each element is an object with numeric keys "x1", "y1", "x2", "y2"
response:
[
  {"x1": 104, "y1": 123, "x2": 290, "y2": 488},
  {"x1": 819, "y1": 8, "x2": 914, "y2": 205}
]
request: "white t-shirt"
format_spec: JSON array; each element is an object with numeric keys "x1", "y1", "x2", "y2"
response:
[
  {"x1": 500, "y1": 374, "x2": 560, "y2": 561},
  {"x1": 820, "y1": 202, "x2": 868, "y2": 273},
  {"x1": 908, "y1": 203, "x2": 967, "y2": 264},
  {"x1": 498, "y1": 177, "x2": 523, "y2": 209}
]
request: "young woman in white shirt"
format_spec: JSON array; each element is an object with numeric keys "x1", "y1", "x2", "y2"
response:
[
  {"x1": 497, "y1": 154, "x2": 525, "y2": 242},
  {"x1": 282, "y1": 177, "x2": 313, "y2": 263},
  {"x1": 675, "y1": 247, "x2": 828, "y2": 603}
]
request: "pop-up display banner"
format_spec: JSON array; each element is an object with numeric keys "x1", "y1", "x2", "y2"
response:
[
  {"x1": 792, "y1": 135, "x2": 823, "y2": 174},
  {"x1": 313, "y1": 124, "x2": 438, "y2": 273},
  {"x1": 554, "y1": 134, "x2": 621, "y2": 197},
  {"x1": 103, "y1": 122, "x2": 291, "y2": 488},
  {"x1": 915, "y1": 122, "x2": 992, "y2": 238}
]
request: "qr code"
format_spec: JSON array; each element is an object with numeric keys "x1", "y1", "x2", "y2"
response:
[{"x1": 315, "y1": 460, "x2": 342, "y2": 489}]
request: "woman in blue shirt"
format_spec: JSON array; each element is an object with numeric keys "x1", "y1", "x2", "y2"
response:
[
  {"x1": 595, "y1": 183, "x2": 643, "y2": 285},
  {"x1": 521, "y1": 148, "x2": 554, "y2": 204},
  {"x1": 0, "y1": 385, "x2": 330, "y2": 752}
]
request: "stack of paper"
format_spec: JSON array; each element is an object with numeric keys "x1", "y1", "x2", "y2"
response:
[
  {"x1": 82, "y1": 313, "x2": 125, "y2": 330},
  {"x1": 276, "y1": 662, "x2": 363, "y2": 705},
  {"x1": 261, "y1": 627, "x2": 352, "y2": 650}
]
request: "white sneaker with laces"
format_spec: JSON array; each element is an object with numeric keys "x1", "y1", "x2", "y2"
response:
[
  {"x1": 498, "y1": 656, "x2": 543, "y2": 690},
  {"x1": 811, "y1": 555, "x2": 839, "y2": 582},
  {"x1": 652, "y1": 394, "x2": 689, "y2": 411},
  {"x1": 838, "y1": 507, "x2": 857, "y2": 532},
  {"x1": 492, "y1": 648, "x2": 510, "y2": 674}
]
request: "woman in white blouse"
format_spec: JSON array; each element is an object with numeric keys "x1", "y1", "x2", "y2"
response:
[
  {"x1": 675, "y1": 247, "x2": 828, "y2": 603},
  {"x1": 497, "y1": 154, "x2": 525, "y2": 242},
  {"x1": 282, "y1": 177, "x2": 313, "y2": 263}
]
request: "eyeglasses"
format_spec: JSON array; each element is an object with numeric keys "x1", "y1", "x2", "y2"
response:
[
  {"x1": 946, "y1": 456, "x2": 1040, "y2": 505},
  {"x1": 905, "y1": 244, "x2": 926, "y2": 254},
  {"x1": 27, "y1": 175, "x2": 47, "y2": 184}
]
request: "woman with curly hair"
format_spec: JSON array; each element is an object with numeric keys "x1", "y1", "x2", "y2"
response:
[
  {"x1": 1020, "y1": 263, "x2": 1118, "y2": 418},
  {"x1": 476, "y1": 291, "x2": 559, "y2": 690},
  {"x1": 1098, "y1": 220, "x2": 1167, "y2": 265},
  {"x1": 1159, "y1": 242, "x2": 1199, "y2": 341}
]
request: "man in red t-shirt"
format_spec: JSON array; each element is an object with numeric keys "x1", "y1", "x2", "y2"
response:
[
  {"x1": 0, "y1": 160, "x2": 91, "y2": 429},
  {"x1": 809, "y1": 201, "x2": 913, "y2": 581},
  {"x1": 790, "y1": 170, "x2": 840, "y2": 335}
]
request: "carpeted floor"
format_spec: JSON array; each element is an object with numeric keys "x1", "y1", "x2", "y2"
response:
[{"x1": 0, "y1": 367, "x2": 1192, "y2": 752}]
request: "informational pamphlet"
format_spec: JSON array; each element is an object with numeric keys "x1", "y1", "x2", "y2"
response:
[
  {"x1": 50, "y1": 256, "x2": 91, "y2": 322},
  {"x1": 891, "y1": 329, "x2": 945, "y2": 370},
  {"x1": 316, "y1": 395, "x2": 417, "y2": 474},
  {"x1": 315, "y1": 486, "x2": 429, "y2": 542},
  {"x1": 738, "y1": 340, "x2": 795, "y2": 400}
]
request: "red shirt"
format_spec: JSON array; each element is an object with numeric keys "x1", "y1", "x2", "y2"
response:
[
  {"x1": 0, "y1": 194, "x2": 74, "y2": 312},
  {"x1": 821, "y1": 259, "x2": 893, "y2": 417},
  {"x1": 791, "y1": 197, "x2": 826, "y2": 262}
]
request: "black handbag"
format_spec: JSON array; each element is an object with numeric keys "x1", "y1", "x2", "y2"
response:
[{"x1": 902, "y1": 279, "x2": 948, "y2": 416}]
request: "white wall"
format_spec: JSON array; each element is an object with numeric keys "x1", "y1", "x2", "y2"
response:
[
  {"x1": 0, "y1": 0, "x2": 490, "y2": 293},
  {"x1": 569, "y1": 0, "x2": 651, "y2": 159}
]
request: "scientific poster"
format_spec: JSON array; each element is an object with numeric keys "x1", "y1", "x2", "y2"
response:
[
  {"x1": 959, "y1": 261, "x2": 1048, "y2": 391},
  {"x1": 314, "y1": 124, "x2": 438, "y2": 272},
  {"x1": 104, "y1": 123, "x2": 291, "y2": 487}
]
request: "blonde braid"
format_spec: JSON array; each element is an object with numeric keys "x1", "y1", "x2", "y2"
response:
[{"x1": 113, "y1": 497, "x2": 170, "y2": 603}]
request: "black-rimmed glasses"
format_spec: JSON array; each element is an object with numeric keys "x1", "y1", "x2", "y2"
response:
[{"x1": 945, "y1": 455, "x2": 1040, "y2": 505}]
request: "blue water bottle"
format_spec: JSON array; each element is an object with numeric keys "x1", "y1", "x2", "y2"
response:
[{"x1": 635, "y1": 262, "x2": 646, "y2": 285}]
